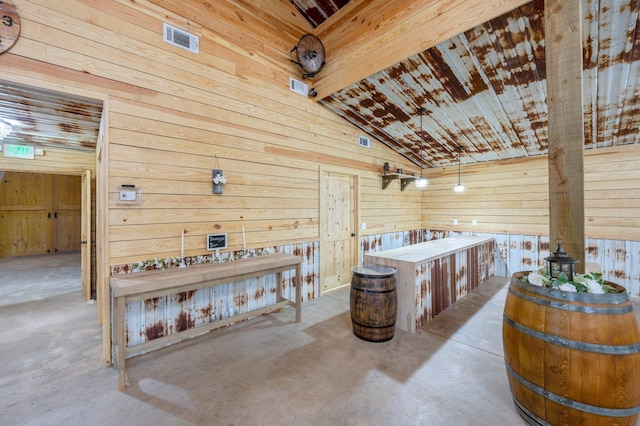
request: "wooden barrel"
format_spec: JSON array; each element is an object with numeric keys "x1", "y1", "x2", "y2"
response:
[
  {"x1": 503, "y1": 272, "x2": 640, "y2": 425},
  {"x1": 350, "y1": 265, "x2": 397, "y2": 342}
]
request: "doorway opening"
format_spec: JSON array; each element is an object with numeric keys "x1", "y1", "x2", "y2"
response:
[
  {"x1": 0, "y1": 171, "x2": 96, "y2": 300},
  {"x1": 0, "y1": 80, "x2": 104, "y2": 306}
]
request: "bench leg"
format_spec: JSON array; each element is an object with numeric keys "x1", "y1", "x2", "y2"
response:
[
  {"x1": 115, "y1": 296, "x2": 127, "y2": 390},
  {"x1": 295, "y1": 264, "x2": 302, "y2": 322}
]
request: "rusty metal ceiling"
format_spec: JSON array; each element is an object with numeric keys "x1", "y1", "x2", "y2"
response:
[
  {"x1": 0, "y1": 80, "x2": 102, "y2": 153},
  {"x1": 289, "y1": 0, "x2": 350, "y2": 28},
  {"x1": 294, "y1": 0, "x2": 640, "y2": 169}
]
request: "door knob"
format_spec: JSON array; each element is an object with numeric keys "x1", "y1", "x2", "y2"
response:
[{"x1": 351, "y1": 233, "x2": 356, "y2": 237}]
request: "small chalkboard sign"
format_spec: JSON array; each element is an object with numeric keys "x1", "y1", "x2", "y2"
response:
[{"x1": 206, "y1": 234, "x2": 227, "y2": 251}]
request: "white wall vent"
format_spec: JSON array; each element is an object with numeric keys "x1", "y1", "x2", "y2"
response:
[
  {"x1": 289, "y1": 77, "x2": 308, "y2": 97},
  {"x1": 358, "y1": 135, "x2": 371, "y2": 148},
  {"x1": 163, "y1": 23, "x2": 199, "y2": 54}
]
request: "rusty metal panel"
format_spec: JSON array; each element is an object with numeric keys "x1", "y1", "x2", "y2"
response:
[
  {"x1": 144, "y1": 297, "x2": 167, "y2": 344},
  {"x1": 627, "y1": 241, "x2": 640, "y2": 297},
  {"x1": 583, "y1": 0, "x2": 640, "y2": 149},
  {"x1": 121, "y1": 241, "x2": 319, "y2": 351},
  {"x1": 468, "y1": 232, "x2": 639, "y2": 297},
  {"x1": 456, "y1": 250, "x2": 468, "y2": 302},
  {"x1": 415, "y1": 240, "x2": 496, "y2": 327},
  {"x1": 320, "y1": 0, "x2": 640, "y2": 170},
  {"x1": 281, "y1": 240, "x2": 319, "y2": 302},
  {"x1": 320, "y1": 2, "x2": 548, "y2": 167},
  {"x1": 211, "y1": 282, "x2": 234, "y2": 321},
  {"x1": 609, "y1": 239, "x2": 631, "y2": 281},
  {"x1": 362, "y1": 229, "x2": 640, "y2": 299},
  {"x1": 415, "y1": 262, "x2": 431, "y2": 328},
  {"x1": 582, "y1": 237, "x2": 638, "y2": 291},
  {"x1": 288, "y1": 0, "x2": 349, "y2": 28},
  {"x1": 0, "y1": 80, "x2": 102, "y2": 152}
]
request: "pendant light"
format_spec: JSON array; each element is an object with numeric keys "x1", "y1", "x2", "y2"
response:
[
  {"x1": 453, "y1": 145, "x2": 465, "y2": 193},
  {"x1": 414, "y1": 107, "x2": 429, "y2": 188}
]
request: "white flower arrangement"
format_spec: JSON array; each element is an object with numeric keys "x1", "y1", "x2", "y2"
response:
[
  {"x1": 523, "y1": 269, "x2": 618, "y2": 294},
  {"x1": 213, "y1": 173, "x2": 227, "y2": 185}
]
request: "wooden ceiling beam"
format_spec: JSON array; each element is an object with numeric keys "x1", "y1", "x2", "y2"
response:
[{"x1": 312, "y1": 0, "x2": 530, "y2": 100}]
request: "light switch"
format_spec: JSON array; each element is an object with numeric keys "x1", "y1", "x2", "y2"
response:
[
  {"x1": 119, "y1": 191, "x2": 137, "y2": 201},
  {"x1": 116, "y1": 185, "x2": 141, "y2": 206},
  {"x1": 453, "y1": 219, "x2": 458, "y2": 225}
]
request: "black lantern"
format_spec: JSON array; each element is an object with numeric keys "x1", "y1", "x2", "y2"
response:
[{"x1": 545, "y1": 239, "x2": 578, "y2": 280}]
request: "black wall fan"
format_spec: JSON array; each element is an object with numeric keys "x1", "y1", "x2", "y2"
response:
[{"x1": 290, "y1": 34, "x2": 326, "y2": 79}]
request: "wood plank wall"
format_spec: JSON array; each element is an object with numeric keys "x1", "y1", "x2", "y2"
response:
[
  {"x1": 0, "y1": 0, "x2": 419, "y2": 269},
  {"x1": 1, "y1": 0, "x2": 637, "y2": 269},
  {"x1": 0, "y1": 147, "x2": 95, "y2": 176},
  {"x1": 423, "y1": 144, "x2": 640, "y2": 242}
]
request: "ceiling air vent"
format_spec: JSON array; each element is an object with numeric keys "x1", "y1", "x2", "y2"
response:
[
  {"x1": 289, "y1": 77, "x2": 308, "y2": 97},
  {"x1": 163, "y1": 23, "x2": 199, "y2": 54},
  {"x1": 358, "y1": 135, "x2": 371, "y2": 148}
]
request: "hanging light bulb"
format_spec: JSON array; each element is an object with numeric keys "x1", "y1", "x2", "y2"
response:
[
  {"x1": 414, "y1": 107, "x2": 429, "y2": 188},
  {"x1": 0, "y1": 119, "x2": 12, "y2": 141},
  {"x1": 453, "y1": 145, "x2": 465, "y2": 193}
]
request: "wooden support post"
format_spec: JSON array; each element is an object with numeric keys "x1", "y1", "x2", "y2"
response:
[{"x1": 545, "y1": 0, "x2": 585, "y2": 271}]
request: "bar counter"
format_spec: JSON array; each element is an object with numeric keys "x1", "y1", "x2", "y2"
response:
[{"x1": 364, "y1": 236, "x2": 495, "y2": 333}]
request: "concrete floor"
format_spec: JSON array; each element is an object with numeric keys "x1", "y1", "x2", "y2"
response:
[{"x1": 1, "y1": 254, "x2": 637, "y2": 426}]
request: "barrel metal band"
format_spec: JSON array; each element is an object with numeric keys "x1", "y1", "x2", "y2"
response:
[
  {"x1": 354, "y1": 287, "x2": 396, "y2": 295},
  {"x1": 503, "y1": 313, "x2": 640, "y2": 355},
  {"x1": 512, "y1": 397, "x2": 551, "y2": 426},
  {"x1": 508, "y1": 285, "x2": 633, "y2": 315},
  {"x1": 351, "y1": 320, "x2": 395, "y2": 329},
  {"x1": 506, "y1": 363, "x2": 640, "y2": 417}
]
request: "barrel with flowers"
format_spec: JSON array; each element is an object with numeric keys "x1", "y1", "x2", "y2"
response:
[{"x1": 502, "y1": 270, "x2": 640, "y2": 425}]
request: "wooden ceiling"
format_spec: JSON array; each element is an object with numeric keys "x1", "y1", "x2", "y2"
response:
[{"x1": 291, "y1": 0, "x2": 640, "y2": 169}]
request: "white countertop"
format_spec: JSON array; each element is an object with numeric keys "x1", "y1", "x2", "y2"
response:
[{"x1": 364, "y1": 236, "x2": 494, "y2": 264}]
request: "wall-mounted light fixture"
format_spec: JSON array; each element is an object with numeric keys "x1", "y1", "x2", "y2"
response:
[
  {"x1": 453, "y1": 145, "x2": 465, "y2": 193},
  {"x1": 212, "y1": 155, "x2": 226, "y2": 194},
  {"x1": 414, "y1": 107, "x2": 429, "y2": 188},
  {"x1": 212, "y1": 169, "x2": 226, "y2": 194}
]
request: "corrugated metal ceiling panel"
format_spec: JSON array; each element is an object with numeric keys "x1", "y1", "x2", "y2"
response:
[
  {"x1": 288, "y1": 0, "x2": 350, "y2": 28},
  {"x1": 0, "y1": 80, "x2": 102, "y2": 152},
  {"x1": 316, "y1": 0, "x2": 640, "y2": 169}
]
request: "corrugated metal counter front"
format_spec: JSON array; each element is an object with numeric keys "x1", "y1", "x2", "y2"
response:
[{"x1": 364, "y1": 236, "x2": 495, "y2": 333}]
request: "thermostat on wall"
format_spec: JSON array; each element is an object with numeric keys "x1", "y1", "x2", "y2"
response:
[
  {"x1": 207, "y1": 234, "x2": 227, "y2": 251},
  {"x1": 116, "y1": 185, "x2": 141, "y2": 206}
]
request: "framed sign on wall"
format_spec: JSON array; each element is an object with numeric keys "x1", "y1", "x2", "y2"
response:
[{"x1": 206, "y1": 234, "x2": 227, "y2": 251}]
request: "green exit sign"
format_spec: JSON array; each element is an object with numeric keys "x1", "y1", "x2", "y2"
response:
[{"x1": 3, "y1": 144, "x2": 35, "y2": 159}]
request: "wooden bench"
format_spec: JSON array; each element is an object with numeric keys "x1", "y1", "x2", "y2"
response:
[{"x1": 110, "y1": 253, "x2": 303, "y2": 390}]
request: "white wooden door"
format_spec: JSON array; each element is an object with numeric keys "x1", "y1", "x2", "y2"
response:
[{"x1": 321, "y1": 170, "x2": 358, "y2": 292}]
